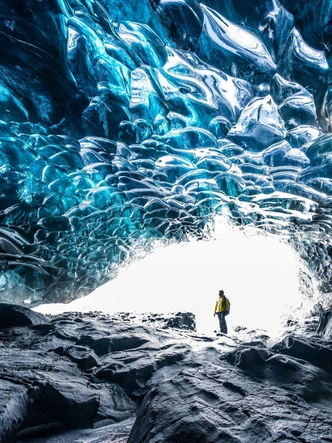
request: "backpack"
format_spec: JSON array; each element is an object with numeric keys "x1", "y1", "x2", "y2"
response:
[{"x1": 223, "y1": 297, "x2": 231, "y2": 316}]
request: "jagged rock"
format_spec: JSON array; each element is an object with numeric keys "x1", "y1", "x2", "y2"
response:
[
  {"x1": 263, "y1": 353, "x2": 332, "y2": 406},
  {"x1": 1, "y1": 306, "x2": 332, "y2": 442},
  {"x1": 96, "y1": 342, "x2": 190, "y2": 394},
  {"x1": 166, "y1": 312, "x2": 196, "y2": 331},
  {"x1": 0, "y1": 307, "x2": 195, "y2": 441},
  {"x1": 128, "y1": 363, "x2": 332, "y2": 442},
  {"x1": 121, "y1": 311, "x2": 196, "y2": 331}
]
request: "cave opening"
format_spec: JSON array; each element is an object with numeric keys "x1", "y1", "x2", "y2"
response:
[{"x1": 34, "y1": 218, "x2": 318, "y2": 339}]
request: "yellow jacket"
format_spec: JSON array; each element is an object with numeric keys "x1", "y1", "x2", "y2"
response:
[{"x1": 214, "y1": 296, "x2": 228, "y2": 314}]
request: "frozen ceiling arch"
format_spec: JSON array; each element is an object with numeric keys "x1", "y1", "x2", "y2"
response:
[{"x1": 0, "y1": 0, "x2": 331, "y2": 305}]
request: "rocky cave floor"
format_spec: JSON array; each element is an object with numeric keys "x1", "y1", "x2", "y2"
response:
[{"x1": 0, "y1": 303, "x2": 332, "y2": 443}]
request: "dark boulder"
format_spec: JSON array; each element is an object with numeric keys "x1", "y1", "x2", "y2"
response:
[
  {"x1": 0, "y1": 303, "x2": 48, "y2": 327},
  {"x1": 57, "y1": 345, "x2": 100, "y2": 370},
  {"x1": 272, "y1": 335, "x2": 332, "y2": 374},
  {"x1": 225, "y1": 346, "x2": 270, "y2": 369}
]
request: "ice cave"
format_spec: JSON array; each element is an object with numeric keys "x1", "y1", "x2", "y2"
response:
[{"x1": 1, "y1": 0, "x2": 332, "y2": 442}]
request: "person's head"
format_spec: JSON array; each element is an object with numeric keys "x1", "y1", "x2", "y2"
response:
[{"x1": 219, "y1": 290, "x2": 224, "y2": 297}]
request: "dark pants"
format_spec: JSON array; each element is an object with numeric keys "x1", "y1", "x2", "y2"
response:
[{"x1": 217, "y1": 312, "x2": 227, "y2": 334}]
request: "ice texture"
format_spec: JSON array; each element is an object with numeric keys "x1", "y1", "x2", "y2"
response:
[{"x1": 0, "y1": 0, "x2": 332, "y2": 304}]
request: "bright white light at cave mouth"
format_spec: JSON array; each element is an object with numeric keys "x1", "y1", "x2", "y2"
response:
[{"x1": 35, "y1": 221, "x2": 307, "y2": 337}]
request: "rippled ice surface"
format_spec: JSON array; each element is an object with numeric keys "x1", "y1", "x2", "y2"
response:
[{"x1": 0, "y1": 0, "x2": 331, "y2": 307}]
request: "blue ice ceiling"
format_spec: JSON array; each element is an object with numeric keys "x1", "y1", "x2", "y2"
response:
[{"x1": 0, "y1": 0, "x2": 331, "y2": 304}]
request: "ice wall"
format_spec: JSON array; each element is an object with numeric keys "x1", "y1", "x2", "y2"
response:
[{"x1": 0, "y1": 0, "x2": 331, "y2": 305}]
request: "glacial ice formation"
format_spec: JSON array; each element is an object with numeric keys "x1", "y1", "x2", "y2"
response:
[{"x1": 0, "y1": 0, "x2": 332, "y2": 305}]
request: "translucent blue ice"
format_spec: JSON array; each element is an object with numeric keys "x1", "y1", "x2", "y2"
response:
[
  {"x1": 227, "y1": 95, "x2": 285, "y2": 150},
  {"x1": 197, "y1": 5, "x2": 276, "y2": 80},
  {"x1": 0, "y1": 0, "x2": 331, "y2": 303}
]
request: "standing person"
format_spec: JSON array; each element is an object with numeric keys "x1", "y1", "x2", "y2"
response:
[{"x1": 214, "y1": 290, "x2": 230, "y2": 334}]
